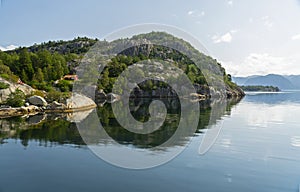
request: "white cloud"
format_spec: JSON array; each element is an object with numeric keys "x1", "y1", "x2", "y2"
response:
[
  {"x1": 221, "y1": 53, "x2": 300, "y2": 76},
  {"x1": 227, "y1": 0, "x2": 233, "y2": 6},
  {"x1": 291, "y1": 34, "x2": 300, "y2": 40},
  {"x1": 212, "y1": 32, "x2": 233, "y2": 43},
  {"x1": 0, "y1": 45, "x2": 18, "y2": 51},
  {"x1": 187, "y1": 10, "x2": 194, "y2": 15},
  {"x1": 187, "y1": 10, "x2": 205, "y2": 17},
  {"x1": 262, "y1": 16, "x2": 273, "y2": 28}
]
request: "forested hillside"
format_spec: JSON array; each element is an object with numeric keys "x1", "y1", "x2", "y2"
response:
[
  {"x1": 0, "y1": 37, "x2": 97, "y2": 91},
  {"x1": 0, "y1": 33, "x2": 243, "y2": 98}
]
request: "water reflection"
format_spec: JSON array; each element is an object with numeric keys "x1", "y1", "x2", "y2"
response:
[
  {"x1": 244, "y1": 91, "x2": 300, "y2": 104},
  {"x1": 0, "y1": 98, "x2": 242, "y2": 149},
  {"x1": 290, "y1": 136, "x2": 300, "y2": 147}
]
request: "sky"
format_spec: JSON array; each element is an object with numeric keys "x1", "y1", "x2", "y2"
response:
[{"x1": 0, "y1": 0, "x2": 300, "y2": 77}]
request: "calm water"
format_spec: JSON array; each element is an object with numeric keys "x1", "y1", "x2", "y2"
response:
[{"x1": 1, "y1": 92, "x2": 300, "y2": 192}]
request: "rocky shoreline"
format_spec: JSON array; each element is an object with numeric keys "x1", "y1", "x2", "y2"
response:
[
  {"x1": 95, "y1": 83, "x2": 245, "y2": 103},
  {"x1": 0, "y1": 93, "x2": 97, "y2": 118}
]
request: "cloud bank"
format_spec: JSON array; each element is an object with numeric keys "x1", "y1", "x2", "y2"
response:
[
  {"x1": 0, "y1": 45, "x2": 18, "y2": 51},
  {"x1": 222, "y1": 53, "x2": 300, "y2": 77}
]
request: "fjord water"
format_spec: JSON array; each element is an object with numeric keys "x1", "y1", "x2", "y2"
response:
[{"x1": 1, "y1": 92, "x2": 300, "y2": 192}]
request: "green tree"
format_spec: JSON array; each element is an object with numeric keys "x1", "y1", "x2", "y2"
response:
[
  {"x1": 0, "y1": 61, "x2": 12, "y2": 75},
  {"x1": 33, "y1": 68, "x2": 44, "y2": 82},
  {"x1": 21, "y1": 69, "x2": 28, "y2": 82},
  {"x1": 19, "y1": 49, "x2": 34, "y2": 81}
]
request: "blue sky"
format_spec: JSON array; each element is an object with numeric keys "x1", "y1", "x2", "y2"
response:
[{"x1": 1, "y1": 0, "x2": 300, "y2": 76}]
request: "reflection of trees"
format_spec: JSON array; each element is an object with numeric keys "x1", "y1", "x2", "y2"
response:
[
  {"x1": 19, "y1": 119, "x2": 84, "y2": 147},
  {"x1": 0, "y1": 97, "x2": 242, "y2": 148},
  {"x1": 0, "y1": 115, "x2": 85, "y2": 147}
]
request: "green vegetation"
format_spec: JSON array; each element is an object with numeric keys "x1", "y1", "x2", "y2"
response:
[
  {"x1": 56, "y1": 80, "x2": 73, "y2": 92},
  {"x1": 0, "y1": 82, "x2": 9, "y2": 89},
  {"x1": 0, "y1": 49, "x2": 69, "y2": 88},
  {"x1": 240, "y1": 85, "x2": 280, "y2": 92},
  {"x1": 45, "y1": 90, "x2": 71, "y2": 103},
  {"x1": 98, "y1": 45, "x2": 209, "y2": 93},
  {"x1": 6, "y1": 89, "x2": 26, "y2": 107},
  {"x1": 0, "y1": 37, "x2": 97, "y2": 93}
]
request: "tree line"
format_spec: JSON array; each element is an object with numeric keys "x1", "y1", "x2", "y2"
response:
[{"x1": 0, "y1": 49, "x2": 79, "y2": 91}]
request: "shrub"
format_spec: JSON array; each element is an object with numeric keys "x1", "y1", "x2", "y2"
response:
[
  {"x1": 30, "y1": 90, "x2": 46, "y2": 98},
  {"x1": 56, "y1": 80, "x2": 73, "y2": 92},
  {"x1": 0, "y1": 73, "x2": 19, "y2": 83},
  {"x1": 6, "y1": 89, "x2": 26, "y2": 107},
  {"x1": 30, "y1": 81, "x2": 53, "y2": 92},
  {"x1": 46, "y1": 90, "x2": 71, "y2": 103},
  {"x1": 0, "y1": 82, "x2": 9, "y2": 89}
]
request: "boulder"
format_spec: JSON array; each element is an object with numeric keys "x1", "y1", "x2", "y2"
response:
[
  {"x1": 27, "y1": 96, "x2": 48, "y2": 106},
  {"x1": 66, "y1": 93, "x2": 96, "y2": 109},
  {"x1": 47, "y1": 101, "x2": 66, "y2": 110}
]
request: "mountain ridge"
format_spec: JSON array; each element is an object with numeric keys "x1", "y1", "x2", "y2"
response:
[{"x1": 232, "y1": 74, "x2": 300, "y2": 90}]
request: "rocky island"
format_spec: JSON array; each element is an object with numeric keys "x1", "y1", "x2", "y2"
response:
[
  {"x1": 240, "y1": 85, "x2": 280, "y2": 92},
  {"x1": 0, "y1": 32, "x2": 244, "y2": 118}
]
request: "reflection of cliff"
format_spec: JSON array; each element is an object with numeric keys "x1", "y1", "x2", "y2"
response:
[
  {"x1": 95, "y1": 98, "x2": 242, "y2": 149},
  {"x1": 0, "y1": 98, "x2": 242, "y2": 148}
]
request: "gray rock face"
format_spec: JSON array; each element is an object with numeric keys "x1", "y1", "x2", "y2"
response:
[
  {"x1": 27, "y1": 96, "x2": 48, "y2": 106},
  {"x1": 0, "y1": 77, "x2": 35, "y2": 103},
  {"x1": 66, "y1": 93, "x2": 96, "y2": 109}
]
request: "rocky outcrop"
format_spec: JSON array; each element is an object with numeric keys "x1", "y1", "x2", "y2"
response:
[
  {"x1": 27, "y1": 96, "x2": 48, "y2": 106},
  {"x1": 45, "y1": 94, "x2": 97, "y2": 112},
  {"x1": 0, "y1": 77, "x2": 35, "y2": 103},
  {"x1": 95, "y1": 82, "x2": 244, "y2": 102},
  {"x1": 225, "y1": 84, "x2": 245, "y2": 98},
  {"x1": 0, "y1": 93, "x2": 97, "y2": 118},
  {"x1": 65, "y1": 93, "x2": 97, "y2": 111}
]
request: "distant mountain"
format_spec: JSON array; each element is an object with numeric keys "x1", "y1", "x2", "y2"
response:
[
  {"x1": 284, "y1": 75, "x2": 300, "y2": 89},
  {"x1": 232, "y1": 74, "x2": 296, "y2": 90}
]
